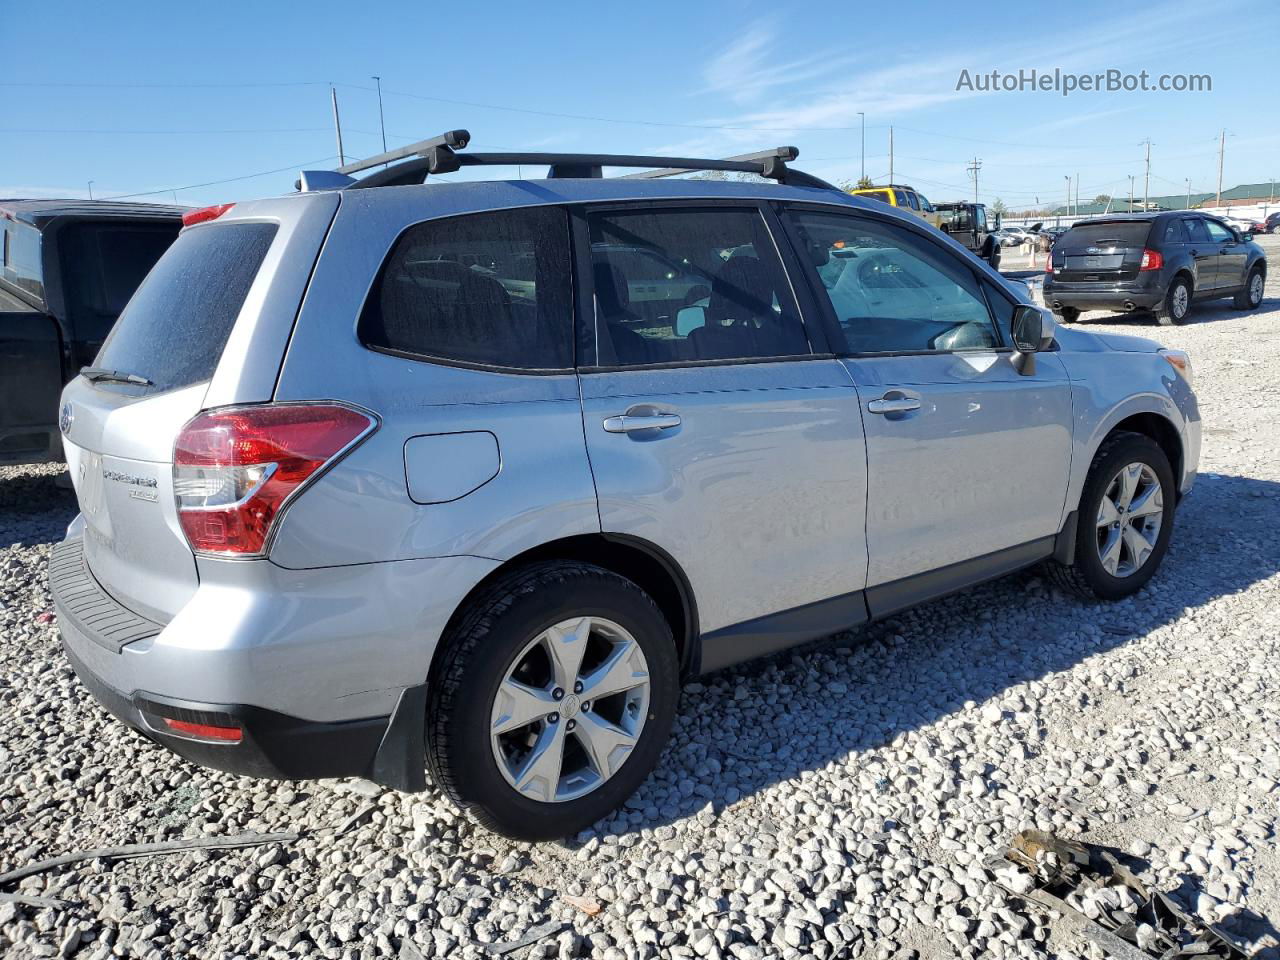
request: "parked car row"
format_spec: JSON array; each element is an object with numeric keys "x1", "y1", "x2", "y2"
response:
[{"x1": 48, "y1": 133, "x2": 1202, "y2": 839}]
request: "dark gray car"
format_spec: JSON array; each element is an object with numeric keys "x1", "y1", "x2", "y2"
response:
[{"x1": 1044, "y1": 212, "x2": 1266, "y2": 325}]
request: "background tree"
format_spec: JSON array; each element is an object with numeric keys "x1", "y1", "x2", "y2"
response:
[{"x1": 989, "y1": 197, "x2": 1008, "y2": 219}]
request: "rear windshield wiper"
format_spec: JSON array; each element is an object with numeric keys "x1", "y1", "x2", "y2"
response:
[{"x1": 80, "y1": 366, "x2": 153, "y2": 386}]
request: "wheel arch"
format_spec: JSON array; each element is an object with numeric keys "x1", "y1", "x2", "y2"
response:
[
  {"x1": 1107, "y1": 412, "x2": 1183, "y2": 489},
  {"x1": 428, "y1": 533, "x2": 700, "y2": 690}
]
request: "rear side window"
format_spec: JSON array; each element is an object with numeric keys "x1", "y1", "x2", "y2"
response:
[
  {"x1": 359, "y1": 207, "x2": 572, "y2": 370},
  {"x1": 862, "y1": 190, "x2": 892, "y2": 204},
  {"x1": 94, "y1": 222, "x2": 276, "y2": 394},
  {"x1": 1162, "y1": 219, "x2": 1187, "y2": 244},
  {"x1": 587, "y1": 206, "x2": 810, "y2": 366},
  {"x1": 1062, "y1": 222, "x2": 1152, "y2": 248},
  {"x1": 893, "y1": 190, "x2": 909, "y2": 207},
  {"x1": 58, "y1": 222, "x2": 181, "y2": 349}
]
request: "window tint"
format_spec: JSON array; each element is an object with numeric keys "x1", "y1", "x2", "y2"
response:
[
  {"x1": 1062, "y1": 221, "x2": 1153, "y2": 247},
  {"x1": 893, "y1": 190, "x2": 910, "y2": 207},
  {"x1": 905, "y1": 191, "x2": 921, "y2": 211},
  {"x1": 95, "y1": 222, "x2": 276, "y2": 394},
  {"x1": 359, "y1": 207, "x2": 572, "y2": 370},
  {"x1": 1162, "y1": 219, "x2": 1187, "y2": 244},
  {"x1": 1183, "y1": 218, "x2": 1211, "y2": 243},
  {"x1": 2, "y1": 222, "x2": 43, "y2": 302},
  {"x1": 918, "y1": 194, "x2": 935, "y2": 213},
  {"x1": 787, "y1": 209, "x2": 999, "y2": 354},
  {"x1": 1204, "y1": 219, "x2": 1233, "y2": 242},
  {"x1": 861, "y1": 190, "x2": 892, "y2": 204},
  {"x1": 587, "y1": 206, "x2": 810, "y2": 366},
  {"x1": 58, "y1": 222, "x2": 181, "y2": 348}
]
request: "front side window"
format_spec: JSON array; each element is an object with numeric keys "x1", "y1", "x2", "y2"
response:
[
  {"x1": 359, "y1": 207, "x2": 572, "y2": 370},
  {"x1": 918, "y1": 194, "x2": 935, "y2": 213},
  {"x1": 587, "y1": 206, "x2": 810, "y2": 366},
  {"x1": 1204, "y1": 219, "x2": 1233, "y2": 243},
  {"x1": 786, "y1": 209, "x2": 1000, "y2": 354},
  {"x1": 975, "y1": 207, "x2": 988, "y2": 230},
  {"x1": 893, "y1": 190, "x2": 910, "y2": 207},
  {"x1": 905, "y1": 191, "x2": 921, "y2": 211}
]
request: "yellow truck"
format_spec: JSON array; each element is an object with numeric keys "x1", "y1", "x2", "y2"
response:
[{"x1": 849, "y1": 183, "x2": 943, "y2": 229}]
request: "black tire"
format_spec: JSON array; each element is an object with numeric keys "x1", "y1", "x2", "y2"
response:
[
  {"x1": 1154, "y1": 275, "x2": 1191, "y2": 326},
  {"x1": 1055, "y1": 307, "x2": 1081, "y2": 324},
  {"x1": 1233, "y1": 266, "x2": 1265, "y2": 310},
  {"x1": 1045, "y1": 431, "x2": 1176, "y2": 602},
  {"x1": 426, "y1": 561, "x2": 678, "y2": 841}
]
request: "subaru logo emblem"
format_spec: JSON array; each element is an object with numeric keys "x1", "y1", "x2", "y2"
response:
[{"x1": 59, "y1": 402, "x2": 74, "y2": 436}]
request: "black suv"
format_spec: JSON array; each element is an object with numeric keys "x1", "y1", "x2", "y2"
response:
[
  {"x1": 0, "y1": 200, "x2": 183, "y2": 464},
  {"x1": 1044, "y1": 212, "x2": 1266, "y2": 325}
]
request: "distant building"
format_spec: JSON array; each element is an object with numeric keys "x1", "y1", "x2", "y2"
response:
[{"x1": 1049, "y1": 181, "x2": 1279, "y2": 216}]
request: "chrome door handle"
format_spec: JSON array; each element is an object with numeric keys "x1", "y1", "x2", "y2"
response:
[
  {"x1": 603, "y1": 414, "x2": 682, "y2": 433},
  {"x1": 867, "y1": 397, "x2": 921, "y2": 415}
]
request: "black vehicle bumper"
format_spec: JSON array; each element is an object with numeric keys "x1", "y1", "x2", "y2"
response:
[
  {"x1": 1043, "y1": 287, "x2": 1164, "y2": 312},
  {"x1": 61, "y1": 638, "x2": 393, "y2": 781}
]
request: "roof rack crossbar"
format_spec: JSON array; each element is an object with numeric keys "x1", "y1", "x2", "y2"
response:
[
  {"x1": 335, "y1": 130, "x2": 471, "y2": 176},
  {"x1": 619, "y1": 147, "x2": 799, "y2": 180},
  {"x1": 339, "y1": 137, "x2": 837, "y2": 192}
]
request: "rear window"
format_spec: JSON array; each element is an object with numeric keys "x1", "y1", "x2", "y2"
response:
[
  {"x1": 1061, "y1": 222, "x2": 1153, "y2": 248},
  {"x1": 94, "y1": 222, "x2": 276, "y2": 394},
  {"x1": 358, "y1": 207, "x2": 572, "y2": 370}
]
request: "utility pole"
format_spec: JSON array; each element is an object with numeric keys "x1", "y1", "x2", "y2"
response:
[
  {"x1": 966, "y1": 157, "x2": 982, "y2": 205},
  {"x1": 1141, "y1": 139, "x2": 1151, "y2": 211},
  {"x1": 1128, "y1": 175, "x2": 1134, "y2": 211},
  {"x1": 86, "y1": 180, "x2": 94, "y2": 200},
  {"x1": 1185, "y1": 178, "x2": 1192, "y2": 211},
  {"x1": 1065, "y1": 175, "x2": 1071, "y2": 217},
  {"x1": 1075, "y1": 172, "x2": 1080, "y2": 214},
  {"x1": 330, "y1": 85, "x2": 346, "y2": 166},
  {"x1": 372, "y1": 75, "x2": 387, "y2": 154},
  {"x1": 858, "y1": 112, "x2": 865, "y2": 182},
  {"x1": 1216, "y1": 128, "x2": 1225, "y2": 208},
  {"x1": 888, "y1": 126, "x2": 894, "y2": 184}
]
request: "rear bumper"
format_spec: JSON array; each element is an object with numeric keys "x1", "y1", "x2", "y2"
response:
[
  {"x1": 1044, "y1": 287, "x2": 1164, "y2": 311},
  {"x1": 61, "y1": 638, "x2": 389, "y2": 780},
  {"x1": 50, "y1": 532, "x2": 499, "y2": 786}
]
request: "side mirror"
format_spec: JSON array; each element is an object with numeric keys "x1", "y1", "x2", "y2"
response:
[
  {"x1": 1243, "y1": 232, "x2": 1254, "y2": 242},
  {"x1": 1011, "y1": 304, "x2": 1055, "y2": 352}
]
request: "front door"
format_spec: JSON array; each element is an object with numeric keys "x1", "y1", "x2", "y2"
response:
[
  {"x1": 576, "y1": 202, "x2": 869, "y2": 662},
  {"x1": 1182, "y1": 217, "x2": 1220, "y2": 290},
  {"x1": 1205, "y1": 218, "x2": 1246, "y2": 291},
  {"x1": 781, "y1": 205, "x2": 1074, "y2": 613}
]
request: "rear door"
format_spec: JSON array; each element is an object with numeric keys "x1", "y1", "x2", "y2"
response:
[
  {"x1": 1182, "y1": 217, "x2": 1219, "y2": 290},
  {"x1": 780, "y1": 205, "x2": 1073, "y2": 612},
  {"x1": 1054, "y1": 220, "x2": 1153, "y2": 283},
  {"x1": 1205, "y1": 218, "x2": 1246, "y2": 290},
  {"x1": 59, "y1": 195, "x2": 338, "y2": 621},
  {"x1": 576, "y1": 201, "x2": 869, "y2": 656}
]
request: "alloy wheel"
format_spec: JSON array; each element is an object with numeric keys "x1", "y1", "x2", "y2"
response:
[
  {"x1": 1096, "y1": 462, "x2": 1164, "y2": 578},
  {"x1": 490, "y1": 617, "x2": 650, "y2": 803},
  {"x1": 1171, "y1": 284, "x2": 1189, "y2": 319},
  {"x1": 1250, "y1": 272, "x2": 1264, "y2": 306}
]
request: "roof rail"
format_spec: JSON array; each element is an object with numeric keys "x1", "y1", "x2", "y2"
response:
[{"x1": 304, "y1": 130, "x2": 837, "y2": 192}]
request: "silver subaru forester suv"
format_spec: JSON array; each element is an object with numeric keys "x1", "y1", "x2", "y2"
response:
[{"x1": 51, "y1": 133, "x2": 1200, "y2": 840}]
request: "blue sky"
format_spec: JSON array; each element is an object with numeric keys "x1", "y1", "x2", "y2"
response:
[{"x1": 3, "y1": 0, "x2": 1276, "y2": 211}]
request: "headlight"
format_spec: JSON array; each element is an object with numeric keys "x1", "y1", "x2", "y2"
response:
[{"x1": 1160, "y1": 349, "x2": 1193, "y2": 386}]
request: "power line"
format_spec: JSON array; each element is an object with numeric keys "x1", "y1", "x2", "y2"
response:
[{"x1": 102, "y1": 155, "x2": 338, "y2": 201}]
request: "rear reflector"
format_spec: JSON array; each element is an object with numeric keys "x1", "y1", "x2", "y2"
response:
[
  {"x1": 162, "y1": 717, "x2": 243, "y2": 743},
  {"x1": 174, "y1": 403, "x2": 377, "y2": 557},
  {"x1": 182, "y1": 203, "x2": 235, "y2": 227},
  {"x1": 1139, "y1": 249, "x2": 1163, "y2": 271}
]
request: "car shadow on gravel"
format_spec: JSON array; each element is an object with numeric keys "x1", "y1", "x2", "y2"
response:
[
  {"x1": 602, "y1": 471, "x2": 1280, "y2": 838},
  {"x1": 1072, "y1": 296, "x2": 1273, "y2": 328},
  {"x1": 0, "y1": 467, "x2": 78, "y2": 547}
]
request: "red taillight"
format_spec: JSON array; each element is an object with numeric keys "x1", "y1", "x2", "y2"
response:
[
  {"x1": 173, "y1": 404, "x2": 376, "y2": 557},
  {"x1": 1046, "y1": 260, "x2": 1054, "y2": 274},
  {"x1": 1140, "y1": 249, "x2": 1163, "y2": 271},
  {"x1": 182, "y1": 203, "x2": 235, "y2": 227},
  {"x1": 163, "y1": 717, "x2": 243, "y2": 743}
]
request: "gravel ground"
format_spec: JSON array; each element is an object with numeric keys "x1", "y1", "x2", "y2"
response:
[{"x1": 2, "y1": 238, "x2": 1278, "y2": 959}]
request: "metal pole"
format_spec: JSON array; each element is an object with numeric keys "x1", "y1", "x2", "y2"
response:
[
  {"x1": 1075, "y1": 172, "x2": 1080, "y2": 214},
  {"x1": 858, "y1": 112, "x2": 865, "y2": 181},
  {"x1": 1065, "y1": 175, "x2": 1071, "y2": 217},
  {"x1": 330, "y1": 85, "x2": 346, "y2": 166},
  {"x1": 372, "y1": 76, "x2": 387, "y2": 154},
  {"x1": 888, "y1": 126, "x2": 893, "y2": 184},
  {"x1": 1128, "y1": 175, "x2": 1134, "y2": 211},
  {"x1": 1216, "y1": 129, "x2": 1225, "y2": 208},
  {"x1": 1142, "y1": 140, "x2": 1150, "y2": 211},
  {"x1": 86, "y1": 180, "x2": 94, "y2": 200},
  {"x1": 1186, "y1": 178, "x2": 1191, "y2": 211}
]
